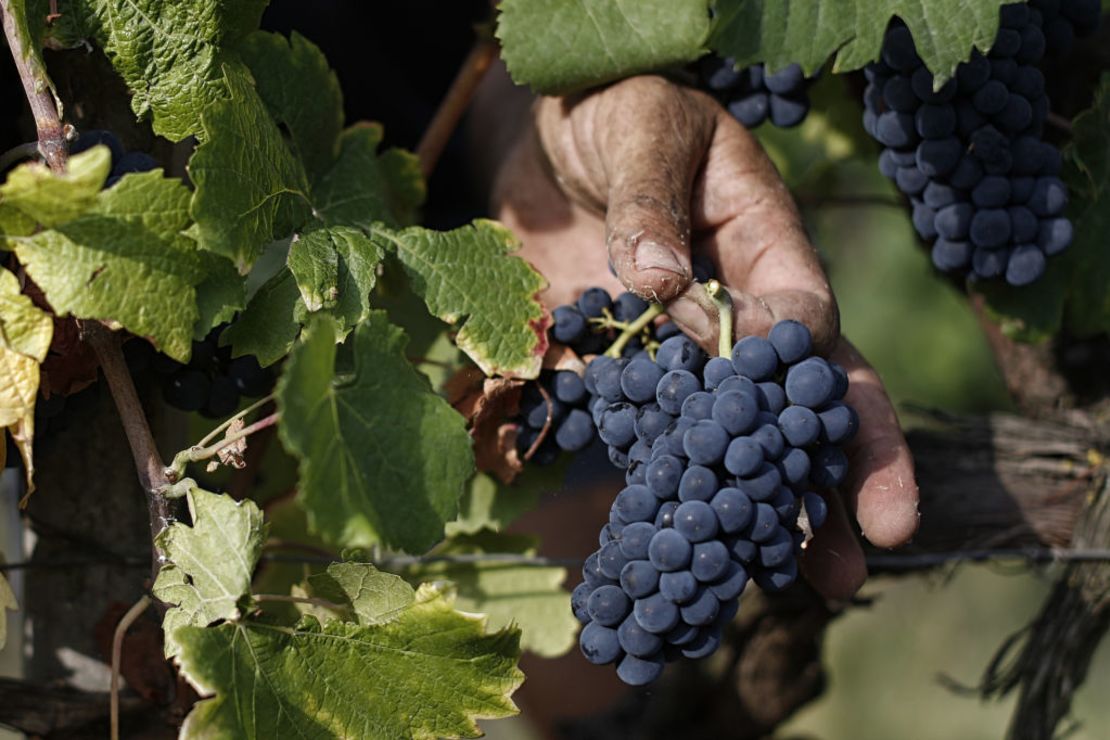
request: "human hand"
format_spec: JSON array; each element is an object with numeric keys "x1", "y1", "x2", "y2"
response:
[{"x1": 490, "y1": 74, "x2": 919, "y2": 599}]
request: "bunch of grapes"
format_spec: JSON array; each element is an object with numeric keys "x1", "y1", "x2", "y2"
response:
[
  {"x1": 862, "y1": 1, "x2": 1100, "y2": 285},
  {"x1": 698, "y1": 56, "x2": 815, "y2": 129},
  {"x1": 571, "y1": 319, "x2": 855, "y2": 685},
  {"x1": 70, "y1": 129, "x2": 159, "y2": 185},
  {"x1": 124, "y1": 324, "x2": 274, "y2": 417}
]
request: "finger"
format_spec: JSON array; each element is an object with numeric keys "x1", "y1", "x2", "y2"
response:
[
  {"x1": 675, "y1": 107, "x2": 838, "y2": 352},
  {"x1": 798, "y1": 490, "x2": 868, "y2": 601},
  {"x1": 832, "y1": 339, "x2": 920, "y2": 548},
  {"x1": 535, "y1": 77, "x2": 716, "y2": 303}
]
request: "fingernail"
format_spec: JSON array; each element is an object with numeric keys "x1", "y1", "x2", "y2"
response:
[{"x1": 634, "y1": 241, "x2": 687, "y2": 276}]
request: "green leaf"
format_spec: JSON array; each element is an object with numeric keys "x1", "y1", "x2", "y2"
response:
[
  {"x1": 192, "y1": 250, "x2": 246, "y2": 340},
  {"x1": 710, "y1": 0, "x2": 1018, "y2": 84},
  {"x1": 239, "y1": 31, "x2": 344, "y2": 182},
  {"x1": 223, "y1": 226, "x2": 384, "y2": 364},
  {"x1": 153, "y1": 486, "x2": 267, "y2": 658},
  {"x1": 189, "y1": 65, "x2": 312, "y2": 270},
  {"x1": 0, "y1": 147, "x2": 109, "y2": 227},
  {"x1": 1063, "y1": 72, "x2": 1110, "y2": 336},
  {"x1": 220, "y1": 268, "x2": 306, "y2": 366},
  {"x1": 373, "y1": 220, "x2": 548, "y2": 378},
  {"x1": 314, "y1": 124, "x2": 425, "y2": 229},
  {"x1": 13, "y1": 171, "x2": 238, "y2": 361},
  {"x1": 175, "y1": 585, "x2": 523, "y2": 739},
  {"x1": 80, "y1": 0, "x2": 269, "y2": 140},
  {"x1": 276, "y1": 313, "x2": 474, "y2": 553},
  {"x1": 496, "y1": 0, "x2": 712, "y2": 93},
  {"x1": 306, "y1": 562, "x2": 415, "y2": 625},
  {"x1": 0, "y1": 571, "x2": 16, "y2": 651},
  {"x1": 403, "y1": 532, "x2": 577, "y2": 658}
]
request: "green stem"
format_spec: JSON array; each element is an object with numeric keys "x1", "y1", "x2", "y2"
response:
[
  {"x1": 705, "y1": 280, "x2": 734, "y2": 357},
  {"x1": 194, "y1": 394, "x2": 274, "y2": 449},
  {"x1": 604, "y1": 303, "x2": 664, "y2": 358},
  {"x1": 165, "y1": 411, "x2": 281, "y2": 480}
]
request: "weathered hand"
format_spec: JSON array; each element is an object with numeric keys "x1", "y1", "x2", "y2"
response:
[{"x1": 491, "y1": 74, "x2": 919, "y2": 599}]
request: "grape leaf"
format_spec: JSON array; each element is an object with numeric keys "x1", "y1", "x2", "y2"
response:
[
  {"x1": 711, "y1": 0, "x2": 1017, "y2": 85},
  {"x1": 305, "y1": 562, "x2": 415, "y2": 626},
  {"x1": 152, "y1": 486, "x2": 267, "y2": 658},
  {"x1": 0, "y1": 570, "x2": 16, "y2": 651},
  {"x1": 222, "y1": 226, "x2": 384, "y2": 365},
  {"x1": 13, "y1": 170, "x2": 239, "y2": 362},
  {"x1": 496, "y1": 0, "x2": 712, "y2": 93},
  {"x1": 0, "y1": 266, "x2": 50, "y2": 491},
  {"x1": 78, "y1": 0, "x2": 269, "y2": 141},
  {"x1": 1063, "y1": 72, "x2": 1110, "y2": 336},
  {"x1": 191, "y1": 35, "x2": 423, "y2": 276},
  {"x1": 276, "y1": 313, "x2": 474, "y2": 553},
  {"x1": 0, "y1": 267, "x2": 52, "y2": 362},
  {"x1": 175, "y1": 585, "x2": 523, "y2": 739},
  {"x1": 238, "y1": 31, "x2": 344, "y2": 182},
  {"x1": 189, "y1": 65, "x2": 313, "y2": 270},
  {"x1": 0, "y1": 147, "x2": 109, "y2": 226},
  {"x1": 313, "y1": 124, "x2": 425, "y2": 230},
  {"x1": 373, "y1": 220, "x2": 549, "y2": 379},
  {"x1": 287, "y1": 230, "x2": 340, "y2": 312},
  {"x1": 220, "y1": 268, "x2": 305, "y2": 366},
  {"x1": 403, "y1": 531, "x2": 577, "y2": 658}
]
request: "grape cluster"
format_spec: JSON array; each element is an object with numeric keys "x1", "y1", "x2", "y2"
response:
[
  {"x1": 698, "y1": 56, "x2": 815, "y2": 129},
  {"x1": 572, "y1": 320, "x2": 855, "y2": 685},
  {"x1": 124, "y1": 324, "x2": 274, "y2": 417},
  {"x1": 515, "y1": 287, "x2": 681, "y2": 464},
  {"x1": 863, "y1": 1, "x2": 1100, "y2": 285},
  {"x1": 70, "y1": 129, "x2": 158, "y2": 185}
]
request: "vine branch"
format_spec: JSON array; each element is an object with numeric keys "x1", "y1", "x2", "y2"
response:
[
  {"x1": 80, "y1": 322, "x2": 171, "y2": 574},
  {"x1": 416, "y1": 35, "x2": 499, "y2": 179},
  {"x1": 0, "y1": 0, "x2": 66, "y2": 173}
]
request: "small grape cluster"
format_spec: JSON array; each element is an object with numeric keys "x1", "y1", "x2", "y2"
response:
[
  {"x1": 124, "y1": 324, "x2": 273, "y2": 417},
  {"x1": 698, "y1": 56, "x2": 815, "y2": 129},
  {"x1": 572, "y1": 319, "x2": 855, "y2": 686},
  {"x1": 70, "y1": 129, "x2": 159, "y2": 185},
  {"x1": 515, "y1": 287, "x2": 678, "y2": 464},
  {"x1": 862, "y1": 1, "x2": 1100, "y2": 285}
]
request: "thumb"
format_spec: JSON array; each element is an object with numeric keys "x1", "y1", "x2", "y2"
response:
[{"x1": 536, "y1": 77, "x2": 716, "y2": 302}]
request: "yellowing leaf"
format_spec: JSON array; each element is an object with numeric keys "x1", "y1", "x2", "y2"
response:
[{"x1": 0, "y1": 266, "x2": 51, "y2": 493}]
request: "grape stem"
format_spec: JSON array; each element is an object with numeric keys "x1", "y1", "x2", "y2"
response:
[
  {"x1": 705, "y1": 279, "x2": 734, "y2": 357},
  {"x1": 110, "y1": 594, "x2": 151, "y2": 740},
  {"x1": 193, "y1": 394, "x2": 275, "y2": 450},
  {"x1": 521, "y1": 381, "x2": 555, "y2": 460},
  {"x1": 165, "y1": 411, "x2": 281, "y2": 479},
  {"x1": 603, "y1": 303, "x2": 664, "y2": 358},
  {"x1": 0, "y1": 1, "x2": 67, "y2": 173}
]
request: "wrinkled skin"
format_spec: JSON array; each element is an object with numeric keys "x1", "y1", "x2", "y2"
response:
[{"x1": 488, "y1": 74, "x2": 919, "y2": 600}]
